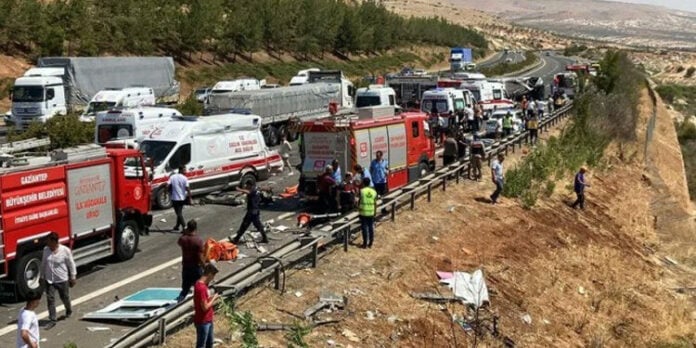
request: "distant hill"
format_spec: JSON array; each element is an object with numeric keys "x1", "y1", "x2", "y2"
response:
[{"x1": 448, "y1": 0, "x2": 696, "y2": 49}]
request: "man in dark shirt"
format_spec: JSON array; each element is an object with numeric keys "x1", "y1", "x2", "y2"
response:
[
  {"x1": 571, "y1": 167, "x2": 590, "y2": 210},
  {"x1": 229, "y1": 182, "x2": 269, "y2": 244},
  {"x1": 177, "y1": 220, "x2": 204, "y2": 302},
  {"x1": 317, "y1": 165, "x2": 338, "y2": 213}
]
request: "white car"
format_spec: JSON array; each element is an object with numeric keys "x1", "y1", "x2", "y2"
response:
[{"x1": 485, "y1": 109, "x2": 523, "y2": 138}]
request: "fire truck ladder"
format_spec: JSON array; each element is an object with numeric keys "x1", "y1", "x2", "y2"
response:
[{"x1": 0, "y1": 143, "x2": 108, "y2": 174}]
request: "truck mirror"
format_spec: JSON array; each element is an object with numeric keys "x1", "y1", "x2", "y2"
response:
[{"x1": 46, "y1": 89, "x2": 55, "y2": 100}]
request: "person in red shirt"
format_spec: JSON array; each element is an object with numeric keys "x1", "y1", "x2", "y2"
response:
[
  {"x1": 177, "y1": 220, "x2": 205, "y2": 302},
  {"x1": 194, "y1": 262, "x2": 220, "y2": 348}
]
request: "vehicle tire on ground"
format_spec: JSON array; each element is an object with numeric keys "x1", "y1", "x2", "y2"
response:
[
  {"x1": 239, "y1": 172, "x2": 257, "y2": 189},
  {"x1": 115, "y1": 219, "x2": 140, "y2": 261},
  {"x1": 155, "y1": 187, "x2": 172, "y2": 209},
  {"x1": 15, "y1": 250, "x2": 43, "y2": 299},
  {"x1": 418, "y1": 162, "x2": 430, "y2": 178}
]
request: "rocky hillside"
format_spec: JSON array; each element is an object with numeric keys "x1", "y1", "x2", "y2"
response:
[{"x1": 448, "y1": 0, "x2": 696, "y2": 49}]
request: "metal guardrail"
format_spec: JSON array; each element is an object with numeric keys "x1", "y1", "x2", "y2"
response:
[{"x1": 106, "y1": 103, "x2": 574, "y2": 348}]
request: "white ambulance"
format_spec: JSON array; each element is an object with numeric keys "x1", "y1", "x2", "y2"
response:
[
  {"x1": 95, "y1": 107, "x2": 182, "y2": 147},
  {"x1": 80, "y1": 87, "x2": 156, "y2": 122},
  {"x1": 137, "y1": 114, "x2": 284, "y2": 208}
]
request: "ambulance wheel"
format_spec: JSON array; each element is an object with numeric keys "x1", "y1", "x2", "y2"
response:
[
  {"x1": 418, "y1": 162, "x2": 430, "y2": 178},
  {"x1": 115, "y1": 219, "x2": 139, "y2": 261},
  {"x1": 155, "y1": 187, "x2": 172, "y2": 209},
  {"x1": 16, "y1": 250, "x2": 43, "y2": 298},
  {"x1": 240, "y1": 173, "x2": 257, "y2": 189}
]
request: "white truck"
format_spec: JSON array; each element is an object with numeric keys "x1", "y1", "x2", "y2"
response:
[
  {"x1": 95, "y1": 107, "x2": 183, "y2": 147},
  {"x1": 80, "y1": 87, "x2": 156, "y2": 122},
  {"x1": 355, "y1": 85, "x2": 397, "y2": 110},
  {"x1": 289, "y1": 68, "x2": 320, "y2": 86},
  {"x1": 7, "y1": 57, "x2": 179, "y2": 129},
  {"x1": 459, "y1": 77, "x2": 514, "y2": 114},
  {"x1": 205, "y1": 70, "x2": 355, "y2": 146},
  {"x1": 138, "y1": 114, "x2": 284, "y2": 208}
]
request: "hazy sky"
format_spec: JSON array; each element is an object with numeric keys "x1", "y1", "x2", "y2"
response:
[{"x1": 605, "y1": 0, "x2": 696, "y2": 13}]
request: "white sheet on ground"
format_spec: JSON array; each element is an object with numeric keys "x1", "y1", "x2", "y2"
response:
[{"x1": 440, "y1": 269, "x2": 489, "y2": 307}]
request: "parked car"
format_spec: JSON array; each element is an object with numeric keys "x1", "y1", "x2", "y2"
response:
[
  {"x1": 485, "y1": 109, "x2": 524, "y2": 138},
  {"x1": 194, "y1": 87, "x2": 212, "y2": 103}
]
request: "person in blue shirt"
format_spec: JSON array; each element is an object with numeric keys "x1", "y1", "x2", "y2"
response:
[
  {"x1": 331, "y1": 159, "x2": 342, "y2": 183},
  {"x1": 370, "y1": 151, "x2": 389, "y2": 196},
  {"x1": 571, "y1": 167, "x2": 590, "y2": 210}
]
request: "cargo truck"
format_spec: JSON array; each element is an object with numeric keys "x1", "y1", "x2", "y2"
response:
[
  {"x1": 7, "y1": 57, "x2": 180, "y2": 129},
  {"x1": 386, "y1": 75, "x2": 439, "y2": 109},
  {"x1": 0, "y1": 144, "x2": 152, "y2": 299},
  {"x1": 80, "y1": 87, "x2": 156, "y2": 122},
  {"x1": 205, "y1": 70, "x2": 355, "y2": 146},
  {"x1": 450, "y1": 47, "x2": 475, "y2": 72}
]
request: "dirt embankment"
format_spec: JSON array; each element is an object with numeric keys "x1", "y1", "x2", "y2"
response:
[{"x1": 166, "y1": 87, "x2": 696, "y2": 348}]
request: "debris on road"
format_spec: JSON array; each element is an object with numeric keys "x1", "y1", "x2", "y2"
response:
[
  {"x1": 439, "y1": 269, "x2": 489, "y2": 307},
  {"x1": 87, "y1": 326, "x2": 112, "y2": 332}
]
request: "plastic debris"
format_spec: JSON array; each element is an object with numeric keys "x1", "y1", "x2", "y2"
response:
[
  {"x1": 578, "y1": 286, "x2": 586, "y2": 295},
  {"x1": 87, "y1": 326, "x2": 112, "y2": 332},
  {"x1": 294, "y1": 291, "x2": 303, "y2": 298},
  {"x1": 521, "y1": 314, "x2": 532, "y2": 325},
  {"x1": 366, "y1": 311, "x2": 375, "y2": 321}
]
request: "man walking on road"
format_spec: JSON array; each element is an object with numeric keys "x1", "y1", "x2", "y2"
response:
[
  {"x1": 194, "y1": 262, "x2": 220, "y2": 348},
  {"x1": 177, "y1": 220, "x2": 205, "y2": 302},
  {"x1": 489, "y1": 154, "x2": 505, "y2": 204},
  {"x1": 41, "y1": 232, "x2": 76, "y2": 329},
  {"x1": 370, "y1": 151, "x2": 389, "y2": 196},
  {"x1": 571, "y1": 167, "x2": 590, "y2": 210},
  {"x1": 279, "y1": 134, "x2": 293, "y2": 175},
  {"x1": 229, "y1": 181, "x2": 269, "y2": 244},
  {"x1": 168, "y1": 165, "x2": 191, "y2": 232},
  {"x1": 358, "y1": 177, "x2": 378, "y2": 249}
]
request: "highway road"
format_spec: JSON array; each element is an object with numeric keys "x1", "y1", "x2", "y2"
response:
[{"x1": 0, "y1": 53, "x2": 577, "y2": 348}]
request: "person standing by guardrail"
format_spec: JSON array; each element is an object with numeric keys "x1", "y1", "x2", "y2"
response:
[
  {"x1": 194, "y1": 262, "x2": 220, "y2": 348},
  {"x1": 502, "y1": 112, "x2": 514, "y2": 137},
  {"x1": 521, "y1": 96, "x2": 528, "y2": 118},
  {"x1": 443, "y1": 132, "x2": 458, "y2": 166},
  {"x1": 470, "y1": 135, "x2": 486, "y2": 181},
  {"x1": 40, "y1": 232, "x2": 76, "y2": 329},
  {"x1": 490, "y1": 154, "x2": 505, "y2": 205},
  {"x1": 527, "y1": 113, "x2": 539, "y2": 145},
  {"x1": 177, "y1": 220, "x2": 204, "y2": 302},
  {"x1": 571, "y1": 167, "x2": 590, "y2": 210},
  {"x1": 536, "y1": 99, "x2": 545, "y2": 118},
  {"x1": 353, "y1": 164, "x2": 372, "y2": 188},
  {"x1": 358, "y1": 177, "x2": 378, "y2": 249},
  {"x1": 370, "y1": 151, "x2": 389, "y2": 196},
  {"x1": 168, "y1": 165, "x2": 192, "y2": 233}
]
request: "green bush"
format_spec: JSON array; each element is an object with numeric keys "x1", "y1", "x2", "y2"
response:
[
  {"x1": 177, "y1": 93, "x2": 203, "y2": 116},
  {"x1": 8, "y1": 114, "x2": 94, "y2": 149}
]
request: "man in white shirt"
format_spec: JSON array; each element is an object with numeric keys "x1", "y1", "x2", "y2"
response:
[
  {"x1": 17, "y1": 292, "x2": 41, "y2": 348},
  {"x1": 490, "y1": 154, "x2": 505, "y2": 204},
  {"x1": 40, "y1": 232, "x2": 76, "y2": 328},
  {"x1": 168, "y1": 165, "x2": 191, "y2": 232},
  {"x1": 279, "y1": 135, "x2": 293, "y2": 175}
]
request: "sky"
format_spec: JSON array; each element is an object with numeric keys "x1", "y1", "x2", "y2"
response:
[{"x1": 605, "y1": 0, "x2": 696, "y2": 13}]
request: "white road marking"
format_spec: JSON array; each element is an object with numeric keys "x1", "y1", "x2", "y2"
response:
[{"x1": 0, "y1": 257, "x2": 182, "y2": 337}]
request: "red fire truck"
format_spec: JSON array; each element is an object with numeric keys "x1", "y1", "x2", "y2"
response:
[
  {"x1": 300, "y1": 108, "x2": 436, "y2": 194},
  {"x1": 0, "y1": 145, "x2": 152, "y2": 299}
]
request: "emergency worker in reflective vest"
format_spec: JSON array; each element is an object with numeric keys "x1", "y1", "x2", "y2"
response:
[{"x1": 358, "y1": 177, "x2": 378, "y2": 249}]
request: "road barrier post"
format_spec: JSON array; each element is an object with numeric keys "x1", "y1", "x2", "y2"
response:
[
  {"x1": 343, "y1": 227, "x2": 349, "y2": 252},
  {"x1": 157, "y1": 318, "x2": 166, "y2": 345},
  {"x1": 427, "y1": 183, "x2": 432, "y2": 202},
  {"x1": 391, "y1": 201, "x2": 396, "y2": 221},
  {"x1": 410, "y1": 192, "x2": 415, "y2": 210},
  {"x1": 442, "y1": 176, "x2": 447, "y2": 191}
]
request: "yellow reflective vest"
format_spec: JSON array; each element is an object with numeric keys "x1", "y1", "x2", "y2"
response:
[{"x1": 359, "y1": 187, "x2": 377, "y2": 217}]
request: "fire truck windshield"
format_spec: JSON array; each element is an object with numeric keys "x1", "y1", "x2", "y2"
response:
[{"x1": 139, "y1": 140, "x2": 176, "y2": 167}]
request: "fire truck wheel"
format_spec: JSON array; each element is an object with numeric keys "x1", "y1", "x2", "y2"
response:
[
  {"x1": 116, "y1": 220, "x2": 140, "y2": 261},
  {"x1": 16, "y1": 250, "x2": 43, "y2": 298},
  {"x1": 418, "y1": 162, "x2": 430, "y2": 178},
  {"x1": 156, "y1": 187, "x2": 172, "y2": 209}
]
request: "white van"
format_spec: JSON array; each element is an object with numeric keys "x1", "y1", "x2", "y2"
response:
[
  {"x1": 420, "y1": 88, "x2": 467, "y2": 115},
  {"x1": 80, "y1": 87, "x2": 156, "y2": 121},
  {"x1": 95, "y1": 106, "x2": 183, "y2": 147},
  {"x1": 289, "y1": 68, "x2": 320, "y2": 86},
  {"x1": 137, "y1": 114, "x2": 284, "y2": 208}
]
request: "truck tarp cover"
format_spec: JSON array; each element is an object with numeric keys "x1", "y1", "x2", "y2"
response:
[
  {"x1": 37, "y1": 57, "x2": 179, "y2": 106},
  {"x1": 206, "y1": 83, "x2": 339, "y2": 120}
]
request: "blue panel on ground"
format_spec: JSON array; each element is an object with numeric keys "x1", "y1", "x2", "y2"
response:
[{"x1": 124, "y1": 288, "x2": 180, "y2": 302}]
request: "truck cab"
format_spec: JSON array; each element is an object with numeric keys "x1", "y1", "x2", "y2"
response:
[
  {"x1": 7, "y1": 68, "x2": 67, "y2": 128},
  {"x1": 95, "y1": 106, "x2": 182, "y2": 147},
  {"x1": 80, "y1": 87, "x2": 156, "y2": 122},
  {"x1": 289, "y1": 68, "x2": 320, "y2": 86},
  {"x1": 208, "y1": 78, "x2": 264, "y2": 97},
  {"x1": 355, "y1": 85, "x2": 397, "y2": 109}
]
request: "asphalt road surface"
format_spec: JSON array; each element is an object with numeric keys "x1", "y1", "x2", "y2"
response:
[{"x1": 0, "y1": 54, "x2": 576, "y2": 348}]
